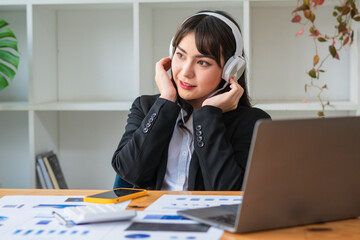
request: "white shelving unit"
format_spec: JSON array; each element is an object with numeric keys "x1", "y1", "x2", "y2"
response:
[
  {"x1": 249, "y1": 0, "x2": 360, "y2": 118},
  {"x1": 1, "y1": 0, "x2": 359, "y2": 189}
]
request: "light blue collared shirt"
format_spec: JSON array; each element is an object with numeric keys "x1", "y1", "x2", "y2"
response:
[{"x1": 161, "y1": 109, "x2": 194, "y2": 191}]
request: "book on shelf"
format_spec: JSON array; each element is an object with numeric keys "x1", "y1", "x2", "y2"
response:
[
  {"x1": 35, "y1": 151, "x2": 68, "y2": 189},
  {"x1": 36, "y1": 152, "x2": 54, "y2": 189},
  {"x1": 35, "y1": 162, "x2": 46, "y2": 189},
  {"x1": 43, "y1": 154, "x2": 60, "y2": 189},
  {"x1": 46, "y1": 152, "x2": 68, "y2": 189}
]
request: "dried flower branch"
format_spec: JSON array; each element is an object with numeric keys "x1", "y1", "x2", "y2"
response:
[{"x1": 291, "y1": 0, "x2": 360, "y2": 117}]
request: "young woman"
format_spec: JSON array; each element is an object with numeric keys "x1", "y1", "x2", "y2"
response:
[{"x1": 112, "y1": 10, "x2": 271, "y2": 191}]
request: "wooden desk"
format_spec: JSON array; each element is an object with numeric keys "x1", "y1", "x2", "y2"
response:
[{"x1": 1, "y1": 189, "x2": 359, "y2": 240}]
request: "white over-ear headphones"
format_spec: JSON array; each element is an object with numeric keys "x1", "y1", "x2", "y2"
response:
[{"x1": 169, "y1": 11, "x2": 246, "y2": 83}]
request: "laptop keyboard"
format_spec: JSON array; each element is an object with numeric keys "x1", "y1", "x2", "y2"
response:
[{"x1": 208, "y1": 213, "x2": 236, "y2": 226}]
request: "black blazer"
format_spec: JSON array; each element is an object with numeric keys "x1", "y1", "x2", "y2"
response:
[{"x1": 112, "y1": 95, "x2": 271, "y2": 190}]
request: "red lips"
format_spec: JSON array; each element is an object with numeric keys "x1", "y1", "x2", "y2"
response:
[{"x1": 179, "y1": 80, "x2": 196, "y2": 90}]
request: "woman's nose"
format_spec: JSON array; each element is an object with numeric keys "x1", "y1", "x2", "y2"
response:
[{"x1": 180, "y1": 60, "x2": 195, "y2": 78}]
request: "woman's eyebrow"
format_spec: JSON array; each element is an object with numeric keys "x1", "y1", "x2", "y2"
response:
[
  {"x1": 177, "y1": 45, "x2": 187, "y2": 54},
  {"x1": 195, "y1": 54, "x2": 216, "y2": 61},
  {"x1": 177, "y1": 46, "x2": 215, "y2": 60}
]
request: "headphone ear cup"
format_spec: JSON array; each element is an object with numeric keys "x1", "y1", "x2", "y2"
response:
[
  {"x1": 222, "y1": 56, "x2": 246, "y2": 82},
  {"x1": 234, "y1": 57, "x2": 246, "y2": 78},
  {"x1": 169, "y1": 38, "x2": 174, "y2": 59}
]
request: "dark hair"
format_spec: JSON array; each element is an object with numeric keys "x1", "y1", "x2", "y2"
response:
[{"x1": 172, "y1": 10, "x2": 251, "y2": 127}]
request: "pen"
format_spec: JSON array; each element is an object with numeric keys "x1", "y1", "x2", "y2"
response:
[{"x1": 52, "y1": 211, "x2": 73, "y2": 228}]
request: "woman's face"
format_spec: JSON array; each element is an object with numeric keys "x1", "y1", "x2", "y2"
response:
[{"x1": 171, "y1": 32, "x2": 224, "y2": 109}]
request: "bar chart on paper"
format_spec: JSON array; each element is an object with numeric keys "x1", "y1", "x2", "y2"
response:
[
  {"x1": 110, "y1": 195, "x2": 242, "y2": 240},
  {"x1": 0, "y1": 195, "x2": 131, "y2": 240},
  {"x1": 0, "y1": 195, "x2": 232, "y2": 240},
  {"x1": 144, "y1": 195, "x2": 243, "y2": 212},
  {"x1": 11, "y1": 229, "x2": 91, "y2": 237}
]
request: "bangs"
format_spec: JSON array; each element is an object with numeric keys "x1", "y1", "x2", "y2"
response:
[{"x1": 193, "y1": 19, "x2": 222, "y2": 66}]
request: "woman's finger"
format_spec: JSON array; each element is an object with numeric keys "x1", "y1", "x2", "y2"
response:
[{"x1": 155, "y1": 57, "x2": 177, "y2": 102}]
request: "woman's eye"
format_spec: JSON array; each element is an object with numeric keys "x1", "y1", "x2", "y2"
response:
[
  {"x1": 176, "y1": 52, "x2": 184, "y2": 59},
  {"x1": 198, "y1": 60, "x2": 211, "y2": 67}
]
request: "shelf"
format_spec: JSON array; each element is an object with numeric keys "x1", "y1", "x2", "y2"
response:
[
  {"x1": 1, "y1": 100, "x2": 356, "y2": 112},
  {"x1": 250, "y1": 0, "x2": 338, "y2": 7},
  {"x1": 0, "y1": 101, "x2": 132, "y2": 111},
  {"x1": 32, "y1": 101, "x2": 133, "y2": 111},
  {"x1": 253, "y1": 101, "x2": 359, "y2": 111},
  {"x1": 0, "y1": 102, "x2": 30, "y2": 111}
]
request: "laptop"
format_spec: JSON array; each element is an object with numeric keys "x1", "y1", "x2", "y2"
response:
[{"x1": 178, "y1": 116, "x2": 360, "y2": 233}]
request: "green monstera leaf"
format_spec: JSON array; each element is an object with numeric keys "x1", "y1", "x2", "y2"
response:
[{"x1": 0, "y1": 18, "x2": 20, "y2": 91}]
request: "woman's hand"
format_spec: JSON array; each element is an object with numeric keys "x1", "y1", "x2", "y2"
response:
[
  {"x1": 155, "y1": 57, "x2": 177, "y2": 102},
  {"x1": 202, "y1": 77, "x2": 244, "y2": 113}
]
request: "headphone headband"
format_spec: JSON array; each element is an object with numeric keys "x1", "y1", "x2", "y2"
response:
[{"x1": 192, "y1": 12, "x2": 243, "y2": 57}]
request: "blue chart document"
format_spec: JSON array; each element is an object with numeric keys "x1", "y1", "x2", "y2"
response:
[
  {"x1": 144, "y1": 194, "x2": 243, "y2": 212},
  {"x1": 0, "y1": 195, "x2": 129, "y2": 239},
  {"x1": 0, "y1": 195, "x2": 226, "y2": 240}
]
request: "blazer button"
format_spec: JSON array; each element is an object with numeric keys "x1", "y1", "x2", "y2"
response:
[
  {"x1": 196, "y1": 125, "x2": 202, "y2": 131},
  {"x1": 196, "y1": 136, "x2": 203, "y2": 142},
  {"x1": 151, "y1": 113, "x2": 157, "y2": 118},
  {"x1": 146, "y1": 122, "x2": 151, "y2": 128},
  {"x1": 197, "y1": 141, "x2": 204, "y2": 147},
  {"x1": 148, "y1": 117, "x2": 154, "y2": 123},
  {"x1": 143, "y1": 127, "x2": 148, "y2": 133},
  {"x1": 196, "y1": 130, "x2": 202, "y2": 137}
]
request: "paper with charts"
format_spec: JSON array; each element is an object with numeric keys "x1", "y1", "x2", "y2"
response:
[
  {"x1": 0, "y1": 195, "x2": 224, "y2": 240},
  {"x1": 144, "y1": 194, "x2": 243, "y2": 212}
]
